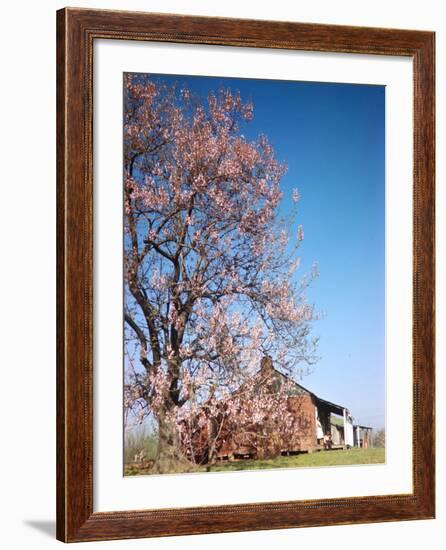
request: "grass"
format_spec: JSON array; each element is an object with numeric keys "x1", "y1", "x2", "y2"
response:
[
  {"x1": 208, "y1": 447, "x2": 385, "y2": 472},
  {"x1": 124, "y1": 447, "x2": 385, "y2": 476}
]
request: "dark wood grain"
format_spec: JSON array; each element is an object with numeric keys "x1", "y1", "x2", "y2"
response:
[{"x1": 56, "y1": 7, "x2": 435, "y2": 543}]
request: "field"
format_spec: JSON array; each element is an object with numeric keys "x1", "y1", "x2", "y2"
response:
[
  {"x1": 208, "y1": 447, "x2": 385, "y2": 472},
  {"x1": 124, "y1": 447, "x2": 385, "y2": 476}
]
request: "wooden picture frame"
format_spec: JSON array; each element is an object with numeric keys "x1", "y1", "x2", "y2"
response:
[{"x1": 56, "y1": 7, "x2": 435, "y2": 542}]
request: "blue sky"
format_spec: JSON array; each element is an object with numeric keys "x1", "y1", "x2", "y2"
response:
[{"x1": 137, "y1": 73, "x2": 385, "y2": 430}]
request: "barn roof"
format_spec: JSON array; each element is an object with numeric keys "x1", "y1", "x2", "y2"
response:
[
  {"x1": 293, "y1": 381, "x2": 346, "y2": 416},
  {"x1": 266, "y1": 363, "x2": 348, "y2": 417},
  {"x1": 241, "y1": 356, "x2": 349, "y2": 417}
]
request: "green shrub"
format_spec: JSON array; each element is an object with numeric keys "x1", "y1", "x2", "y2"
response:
[{"x1": 124, "y1": 427, "x2": 158, "y2": 464}]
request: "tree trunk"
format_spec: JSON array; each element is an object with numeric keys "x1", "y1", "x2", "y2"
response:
[
  {"x1": 151, "y1": 409, "x2": 197, "y2": 474},
  {"x1": 206, "y1": 416, "x2": 219, "y2": 466}
]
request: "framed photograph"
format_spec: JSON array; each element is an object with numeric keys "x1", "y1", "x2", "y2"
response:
[{"x1": 56, "y1": 7, "x2": 435, "y2": 542}]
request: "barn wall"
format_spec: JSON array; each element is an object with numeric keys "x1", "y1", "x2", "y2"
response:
[
  {"x1": 181, "y1": 388, "x2": 324, "y2": 462},
  {"x1": 286, "y1": 393, "x2": 317, "y2": 451}
]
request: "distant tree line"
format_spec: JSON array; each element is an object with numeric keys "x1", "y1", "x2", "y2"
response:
[{"x1": 373, "y1": 428, "x2": 385, "y2": 448}]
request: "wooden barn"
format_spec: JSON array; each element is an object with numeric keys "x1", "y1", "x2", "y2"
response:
[{"x1": 180, "y1": 356, "x2": 363, "y2": 464}]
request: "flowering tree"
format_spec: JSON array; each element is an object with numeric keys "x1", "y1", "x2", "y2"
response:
[{"x1": 123, "y1": 74, "x2": 318, "y2": 473}]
